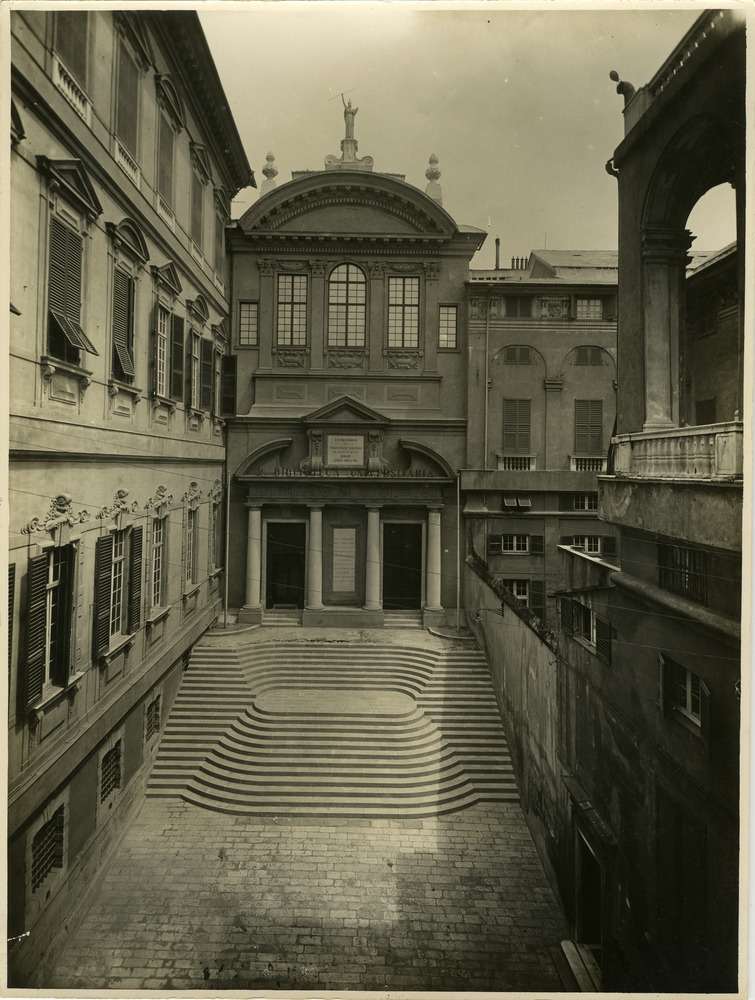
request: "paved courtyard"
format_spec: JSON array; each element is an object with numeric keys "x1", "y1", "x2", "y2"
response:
[{"x1": 47, "y1": 795, "x2": 568, "y2": 992}]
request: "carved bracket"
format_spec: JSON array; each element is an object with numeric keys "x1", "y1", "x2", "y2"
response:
[
  {"x1": 300, "y1": 429, "x2": 324, "y2": 473},
  {"x1": 22, "y1": 493, "x2": 90, "y2": 534}
]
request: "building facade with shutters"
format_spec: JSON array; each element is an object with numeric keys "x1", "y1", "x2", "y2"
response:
[
  {"x1": 8, "y1": 10, "x2": 252, "y2": 983},
  {"x1": 224, "y1": 105, "x2": 485, "y2": 628},
  {"x1": 461, "y1": 252, "x2": 619, "y2": 627},
  {"x1": 555, "y1": 11, "x2": 744, "y2": 991}
]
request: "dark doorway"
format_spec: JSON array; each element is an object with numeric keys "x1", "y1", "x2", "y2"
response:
[
  {"x1": 265, "y1": 522, "x2": 306, "y2": 609},
  {"x1": 383, "y1": 523, "x2": 422, "y2": 609},
  {"x1": 576, "y1": 831, "x2": 603, "y2": 967}
]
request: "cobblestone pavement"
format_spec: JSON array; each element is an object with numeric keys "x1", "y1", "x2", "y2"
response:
[{"x1": 47, "y1": 797, "x2": 568, "y2": 992}]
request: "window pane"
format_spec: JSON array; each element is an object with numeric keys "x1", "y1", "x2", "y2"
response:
[
  {"x1": 439, "y1": 306, "x2": 457, "y2": 349},
  {"x1": 239, "y1": 302, "x2": 258, "y2": 346},
  {"x1": 327, "y1": 265, "x2": 366, "y2": 347}
]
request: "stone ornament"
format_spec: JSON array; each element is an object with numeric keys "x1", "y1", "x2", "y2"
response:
[
  {"x1": 97, "y1": 489, "x2": 139, "y2": 521},
  {"x1": 539, "y1": 296, "x2": 570, "y2": 320},
  {"x1": 387, "y1": 352, "x2": 421, "y2": 370},
  {"x1": 144, "y1": 485, "x2": 173, "y2": 513},
  {"x1": 367, "y1": 430, "x2": 390, "y2": 474},
  {"x1": 182, "y1": 481, "x2": 202, "y2": 507},
  {"x1": 208, "y1": 479, "x2": 224, "y2": 502},
  {"x1": 22, "y1": 493, "x2": 90, "y2": 534},
  {"x1": 327, "y1": 352, "x2": 365, "y2": 369},
  {"x1": 276, "y1": 351, "x2": 306, "y2": 368},
  {"x1": 300, "y1": 430, "x2": 324, "y2": 473}
]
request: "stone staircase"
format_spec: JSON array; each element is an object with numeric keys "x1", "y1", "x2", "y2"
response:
[
  {"x1": 262, "y1": 608, "x2": 302, "y2": 627},
  {"x1": 147, "y1": 638, "x2": 518, "y2": 817},
  {"x1": 383, "y1": 609, "x2": 423, "y2": 629}
]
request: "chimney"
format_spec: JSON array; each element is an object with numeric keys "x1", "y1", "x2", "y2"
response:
[{"x1": 495, "y1": 237, "x2": 500, "y2": 270}]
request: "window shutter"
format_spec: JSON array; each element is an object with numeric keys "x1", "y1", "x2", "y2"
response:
[
  {"x1": 517, "y1": 399, "x2": 530, "y2": 452},
  {"x1": 700, "y1": 680, "x2": 710, "y2": 746},
  {"x1": 590, "y1": 347, "x2": 603, "y2": 365},
  {"x1": 530, "y1": 579, "x2": 544, "y2": 617},
  {"x1": 487, "y1": 535, "x2": 502, "y2": 555},
  {"x1": 25, "y1": 554, "x2": 48, "y2": 708},
  {"x1": 604, "y1": 295, "x2": 617, "y2": 320},
  {"x1": 112, "y1": 268, "x2": 135, "y2": 378},
  {"x1": 576, "y1": 347, "x2": 589, "y2": 365},
  {"x1": 49, "y1": 218, "x2": 97, "y2": 354},
  {"x1": 191, "y1": 173, "x2": 203, "y2": 245},
  {"x1": 157, "y1": 116, "x2": 173, "y2": 204},
  {"x1": 8, "y1": 563, "x2": 16, "y2": 672},
  {"x1": 560, "y1": 596, "x2": 574, "y2": 635},
  {"x1": 220, "y1": 354, "x2": 237, "y2": 416},
  {"x1": 602, "y1": 536, "x2": 617, "y2": 557},
  {"x1": 589, "y1": 400, "x2": 603, "y2": 453},
  {"x1": 169, "y1": 314, "x2": 184, "y2": 401},
  {"x1": 128, "y1": 526, "x2": 143, "y2": 633},
  {"x1": 529, "y1": 535, "x2": 544, "y2": 555},
  {"x1": 93, "y1": 535, "x2": 113, "y2": 658},
  {"x1": 559, "y1": 494, "x2": 571, "y2": 512},
  {"x1": 503, "y1": 399, "x2": 518, "y2": 451},
  {"x1": 595, "y1": 615, "x2": 611, "y2": 664},
  {"x1": 200, "y1": 338, "x2": 213, "y2": 410},
  {"x1": 575, "y1": 399, "x2": 590, "y2": 453},
  {"x1": 116, "y1": 40, "x2": 139, "y2": 155},
  {"x1": 560, "y1": 536, "x2": 573, "y2": 545},
  {"x1": 51, "y1": 547, "x2": 74, "y2": 686},
  {"x1": 504, "y1": 347, "x2": 518, "y2": 364}
]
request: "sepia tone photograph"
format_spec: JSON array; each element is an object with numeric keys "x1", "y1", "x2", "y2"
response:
[{"x1": 4, "y1": 0, "x2": 747, "y2": 994}]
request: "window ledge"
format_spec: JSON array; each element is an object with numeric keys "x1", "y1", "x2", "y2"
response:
[
  {"x1": 100, "y1": 633, "x2": 135, "y2": 667},
  {"x1": 40, "y1": 356, "x2": 93, "y2": 382},
  {"x1": 151, "y1": 394, "x2": 177, "y2": 414},
  {"x1": 188, "y1": 406, "x2": 207, "y2": 421},
  {"x1": 108, "y1": 379, "x2": 142, "y2": 402},
  {"x1": 182, "y1": 582, "x2": 202, "y2": 601},
  {"x1": 671, "y1": 707, "x2": 702, "y2": 737},
  {"x1": 146, "y1": 606, "x2": 171, "y2": 627},
  {"x1": 27, "y1": 670, "x2": 85, "y2": 715},
  {"x1": 209, "y1": 567, "x2": 223, "y2": 580}
]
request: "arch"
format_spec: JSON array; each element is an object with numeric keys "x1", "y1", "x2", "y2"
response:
[
  {"x1": 155, "y1": 74, "x2": 184, "y2": 131},
  {"x1": 397, "y1": 440, "x2": 455, "y2": 480},
  {"x1": 236, "y1": 439, "x2": 293, "y2": 478},
  {"x1": 561, "y1": 344, "x2": 616, "y2": 372},
  {"x1": 187, "y1": 294, "x2": 210, "y2": 324},
  {"x1": 491, "y1": 343, "x2": 546, "y2": 369}
]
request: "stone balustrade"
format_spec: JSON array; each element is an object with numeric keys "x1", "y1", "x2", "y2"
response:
[{"x1": 612, "y1": 422, "x2": 743, "y2": 480}]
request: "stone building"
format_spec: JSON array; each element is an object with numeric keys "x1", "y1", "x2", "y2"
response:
[
  {"x1": 7, "y1": 11, "x2": 252, "y2": 982},
  {"x1": 225, "y1": 103, "x2": 485, "y2": 628},
  {"x1": 556, "y1": 10, "x2": 744, "y2": 991},
  {"x1": 462, "y1": 251, "x2": 618, "y2": 627}
]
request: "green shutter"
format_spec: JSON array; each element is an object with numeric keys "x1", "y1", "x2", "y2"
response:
[
  {"x1": 26, "y1": 554, "x2": 48, "y2": 708},
  {"x1": 93, "y1": 535, "x2": 113, "y2": 658},
  {"x1": 200, "y1": 339, "x2": 213, "y2": 411},
  {"x1": 169, "y1": 314, "x2": 184, "y2": 401},
  {"x1": 112, "y1": 268, "x2": 135, "y2": 378},
  {"x1": 128, "y1": 526, "x2": 143, "y2": 634},
  {"x1": 220, "y1": 354, "x2": 237, "y2": 416}
]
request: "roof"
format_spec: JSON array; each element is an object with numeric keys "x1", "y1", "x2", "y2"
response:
[
  {"x1": 687, "y1": 242, "x2": 737, "y2": 277},
  {"x1": 532, "y1": 250, "x2": 618, "y2": 269},
  {"x1": 470, "y1": 249, "x2": 617, "y2": 285}
]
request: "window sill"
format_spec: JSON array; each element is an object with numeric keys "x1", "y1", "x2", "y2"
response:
[
  {"x1": 671, "y1": 707, "x2": 703, "y2": 738},
  {"x1": 40, "y1": 356, "x2": 93, "y2": 381},
  {"x1": 146, "y1": 606, "x2": 171, "y2": 627},
  {"x1": 27, "y1": 671, "x2": 85, "y2": 715},
  {"x1": 100, "y1": 633, "x2": 135, "y2": 667},
  {"x1": 151, "y1": 394, "x2": 177, "y2": 414},
  {"x1": 182, "y1": 582, "x2": 202, "y2": 601},
  {"x1": 209, "y1": 567, "x2": 223, "y2": 580},
  {"x1": 108, "y1": 379, "x2": 142, "y2": 402}
]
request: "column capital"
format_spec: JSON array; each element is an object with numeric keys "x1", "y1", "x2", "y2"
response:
[
  {"x1": 426, "y1": 504, "x2": 444, "y2": 512},
  {"x1": 307, "y1": 503, "x2": 325, "y2": 512},
  {"x1": 365, "y1": 504, "x2": 383, "y2": 512},
  {"x1": 244, "y1": 502, "x2": 262, "y2": 511}
]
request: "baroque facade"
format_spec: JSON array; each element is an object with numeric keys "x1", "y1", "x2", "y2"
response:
[{"x1": 8, "y1": 10, "x2": 252, "y2": 983}]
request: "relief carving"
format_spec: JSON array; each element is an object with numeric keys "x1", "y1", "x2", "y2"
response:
[
  {"x1": 275, "y1": 351, "x2": 306, "y2": 368},
  {"x1": 97, "y1": 489, "x2": 139, "y2": 522},
  {"x1": 22, "y1": 493, "x2": 90, "y2": 534},
  {"x1": 308, "y1": 259, "x2": 328, "y2": 277},
  {"x1": 387, "y1": 352, "x2": 422, "y2": 370},
  {"x1": 144, "y1": 484, "x2": 173, "y2": 513},
  {"x1": 182, "y1": 481, "x2": 203, "y2": 507},
  {"x1": 208, "y1": 479, "x2": 224, "y2": 502},
  {"x1": 327, "y1": 351, "x2": 365, "y2": 369},
  {"x1": 470, "y1": 298, "x2": 488, "y2": 320},
  {"x1": 300, "y1": 429, "x2": 324, "y2": 473},
  {"x1": 257, "y1": 258, "x2": 278, "y2": 276},
  {"x1": 539, "y1": 295, "x2": 570, "y2": 319}
]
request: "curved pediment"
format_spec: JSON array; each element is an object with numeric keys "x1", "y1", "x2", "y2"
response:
[{"x1": 239, "y1": 172, "x2": 459, "y2": 239}]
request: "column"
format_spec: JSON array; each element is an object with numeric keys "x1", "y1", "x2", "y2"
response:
[
  {"x1": 309, "y1": 260, "x2": 327, "y2": 372},
  {"x1": 257, "y1": 261, "x2": 275, "y2": 370},
  {"x1": 364, "y1": 505, "x2": 382, "y2": 610},
  {"x1": 243, "y1": 505, "x2": 262, "y2": 609},
  {"x1": 425, "y1": 506, "x2": 443, "y2": 611},
  {"x1": 306, "y1": 505, "x2": 324, "y2": 609},
  {"x1": 367, "y1": 262, "x2": 385, "y2": 372},
  {"x1": 423, "y1": 262, "x2": 440, "y2": 373}
]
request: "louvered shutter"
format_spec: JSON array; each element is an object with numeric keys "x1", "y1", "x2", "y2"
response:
[
  {"x1": 56, "y1": 11, "x2": 88, "y2": 85},
  {"x1": 700, "y1": 680, "x2": 710, "y2": 746},
  {"x1": 575, "y1": 400, "x2": 590, "y2": 453},
  {"x1": 604, "y1": 295, "x2": 617, "y2": 320},
  {"x1": 25, "y1": 554, "x2": 48, "y2": 708},
  {"x1": 560, "y1": 596, "x2": 574, "y2": 634},
  {"x1": 200, "y1": 339, "x2": 213, "y2": 410},
  {"x1": 504, "y1": 347, "x2": 518, "y2": 364},
  {"x1": 503, "y1": 400, "x2": 518, "y2": 451},
  {"x1": 116, "y1": 39, "x2": 139, "y2": 155},
  {"x1": 220, "y1": 354, "x2": 237, "y2": 416},
  {"x1": 657, "y1": 654, "x2": 669, "y2": 715},
  {"x1": 48, "y1": 218, "x2": 97, "y2": 354},
  {"x1": 169, "y1": 314, "x2": 184, "y2": 401},
  {"x1": 487, "y1": 535, "x2": 502, "y2": 555},
  {"x1": 8, "y1": 563, "x2": 16, "y2": 672},
  {"x1": 595, "y1": 615, "x2": 611, "y2": 664},
  {"x1": 560, "y1": 535, "x2": 573, "y2": 545},
  {"x1": 576, "y1": 347, "x2": 589, "y2": 365},
  {"x1": 503, "y1": 399, "x2": 530, "y2": 453},
  {"x1": 589, "y1": 400, "x2": 603, "y2": 453},
  {"x1": 128, "y1": 526, "x2": 143, "y2": 633},
  {"x1": 590, "y1": 347, "x2": 603, "y2": 365},
  {"x1": 559, "y1": 494, "x2": 571, "y2": 512},
  {"x1": 112, "y1": 268, "x2": 135, "y2": 378},
  {"x1": 93, "y1": 535, "x2": 113, "y2": 657},
  {"x1": 157, "y1": 117, "x2": 173, "y2": 204},
  {"x1": 529, "y1": 535, "x2": 544, "y2": 555},
  {"x1": 191, "y1": 173, "x2": 203, "y2": 245},
  {"x1": 602, "y1": 536, "x2": 617, "y2": 557},
  {"x1": 51, "y1": 547, "x2": 73, "y2": 685},
  {"x1": 517, "y1": 399, "x2": 530, "y2": 452}
]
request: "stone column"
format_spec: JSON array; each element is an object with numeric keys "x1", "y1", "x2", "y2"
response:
[
  {"x1": 243, "y1": 505, "x2": 262, "y2": 609},
  {"x1": 364, "y1": 505, "x2": 382, "y2": 610},
  {"x1": 367, "y1": 262, "x2": 385, "y2": 372},
  {"x1": 309, "y1": 260, "x2": 327, "y2": 372},
  {"x1": 425, "y1": 506, "x2": 443, "y2": 611},
  {"x1": 306, "y1": 505, "x2": 324, "y2": 609},
  {"x1": 423, "y1": 262, "x2": 440, "y2": 373},
  {"x1": 257, "y1": 260, "x2": 276, "y2": 370}
]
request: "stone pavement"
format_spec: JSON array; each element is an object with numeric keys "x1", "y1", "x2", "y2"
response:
[{"x1": 47, "y1": 795, "x2": 568, "y2": 992}]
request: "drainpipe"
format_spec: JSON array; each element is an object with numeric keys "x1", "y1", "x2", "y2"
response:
[
  {"x1": 456, "y1": 470, "x2": 461, "y2": 631},
  {"x1": 224, "y1": 470, "x2": 232, "y2": 628},
  {"x1": 483, "y1": 293, "x2": 490, "y2": 470}
]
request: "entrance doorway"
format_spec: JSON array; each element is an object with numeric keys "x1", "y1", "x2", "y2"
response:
[
  {"x1": 265, "y1": 522, "x2": 306, "y2": 609},
  {"x1": 576, "y1": 831, "x2": 603, "y2": 968},
  {"x1": 383, "y1": 523, "x2": 422, "y2": 609}
]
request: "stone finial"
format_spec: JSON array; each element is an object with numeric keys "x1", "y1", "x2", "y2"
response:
[
  {"x1": 425, "y1": 154, "x2": 442, "y2": 205},
  {"x1": 260, "y1": 152, "x2": 278, "y2": 195},
  {"x1": 609, "y1": 70, "x2": 636, "y2": 107}
]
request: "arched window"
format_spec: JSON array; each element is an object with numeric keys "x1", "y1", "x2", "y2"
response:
[{"x1": 328, "y1": 264, "x2": 366, "y2": 347}]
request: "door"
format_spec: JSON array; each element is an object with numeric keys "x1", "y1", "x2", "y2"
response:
[
  {"x1": 265, "y1": 522, "x2": 306, "y2": 608},
  {"x1": 576, "y1": 831, "x2": 603, "y2": 968},
  {"x1": 382, "y1": 523, "x2": 422, "y2": 609}
]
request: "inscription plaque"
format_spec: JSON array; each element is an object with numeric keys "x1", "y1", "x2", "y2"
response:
[
  {"x1": 332, "y1": 528, "x2": 356, "y2": 591},
  {"x1": 327, "y1": 434, "x2": 364, "y2": 467}
]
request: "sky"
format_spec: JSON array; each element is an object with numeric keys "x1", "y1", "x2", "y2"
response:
[{"x1": 199, "y1": 2, "x2": 737, "y2": 270}]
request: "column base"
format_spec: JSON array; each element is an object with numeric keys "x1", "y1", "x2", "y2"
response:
[
  {"x1": 238, "y1": 605, "x2": 264, "y2": 625},
  {"x1": 422, "y1": 607, "x2": 446, "y2": 630}
]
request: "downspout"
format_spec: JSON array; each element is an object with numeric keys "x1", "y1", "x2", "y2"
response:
[
  {"x1": 483, "y1": 291, "x2": 490, "y2": 470},
  {"x1": 456, "y1": 470, "x2": 461, "y2": 631},
  {"x1": 224, "y1": 470, "x2": 231, "y2": 628}
]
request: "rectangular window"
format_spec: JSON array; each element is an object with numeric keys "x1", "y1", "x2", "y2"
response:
[
  {"x1": 572, "y1": 535, "x2": 601, "y2": 553},
  {"x1": 25, "y1": 546, "x2": 75, "y2": 707},
  {"x1": 190, "y1": 333, "x2": 201, "y2": 409},
  {"x1": 388, "y1": 276, "x2": 420, "y2": 348},
  {"x1": 439, "y1": 305, "x2": 457, "y2": 349},
  {"x1": 502, "y1": 579, "x2": 529, "y2": 603},
  {"x1": 200, "y1": 339, "x2": 214, "y2": 411},
  {"x1": 658, "y1": 544, "x2": 707, "y2": 604},
  {"x1": 111, "y1": 266, "x2": 135, "y2": 382},
  {"x1": 169, "y1": 314, "x2": 184, "y2": 401},
  {"x1": 93, "y1": 528, "x2": 142, "y2": 658},
  {"x1": 214, "y1": 212, "x2": 225, "y2": 273},
  {"x1": 100, "y1": 741, "x2": 122, "y2": 802},
  {"x1": 562, "y1": 597, "x2": 611, "y2": 663},
  {"x1": 575, "y1": 399, "x2": 603, "y2": 454},
  {"x1": 48, "y1": 216, "x2": 97, "y2": 363},
  {"x1": 157, "y1": 114, "x2": 173, "y2": 206},
  {"x1": 504, "y1": 346, "x2": 531, "y2": 364},
  {"x1": 503, "y1": 398, "x2": 531, "y2": 454},
  {"x1": 186, "y1": 508, "x2": 198, "y2": 585},
  {"x1": 55, "y1": 12, "x2": 88, "y2": 87},
  {"x1": 239, "y1": 302, "x2": 259, "y2": 346},
  {"x1": 31, "y1": 806, "x2": 65, "y2": 892},
  {"x1": 191, "y1": 171, "x2": 204, "y2": 248},
  {"x1": 659, "y1": 654, "x2": 710, "y2": 740},
  {"x1": 151, "y1": 517, "x2": 167, "y2": 608},
  {"x1": 145, "y1": 695, "x2": 161, "y2": 742},
  {"x1": 115, "y1": 38, "x2": 139, "y2": 156},
  {"x1": 504, "y1": 296, "x2": 531, "y2": 318},
  {"x1": 502, "y1": 534, "x2": 528, "y2": 552},
  {"x1": 576, "y1": 297, "x2": 603, "y2": 320},
  {"x1": 573, "y1": 494, "x2": 598, "y2": 511},
  {"x1": 155, "y1": 305, "x2": 169, "y2": 397},
  {"x1": 575, "y1": 346, "x2": 603, "y2": 365},
  {"x1": 277, "y1": 274, "x2": 308, "y2": 346},
  {"x1": 110, "y1": 531, "x2": 127, "y2": 638}
]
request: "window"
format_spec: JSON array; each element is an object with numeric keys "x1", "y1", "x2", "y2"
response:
[
  {"x1": 93, "y1": 528, "x2": 142, "y2": 657},
  {"x1": 186, "y1": 508, "x2": 198, "y2": 585},
  {"x1": 659, "y1": 654, "x2": 710, "y2": 738},
  {"x1": 100, "y1": 741, "x2": 122, "y2": 802},
  {"x1": 151, "y1": 517, "x2": 167, "y2": 608},
  {"x1": 47, "y1": 216, "x2": 97, "y2": 364},
  {"x1": 31, "y1": 806, "x2": 65, "y2": 892},
  {"x1": 576, "y1": 297, "x2": 603, "y2": 320},
  {"x1": 388, "y1": 276, "x2": 419, "y2": 348},
  {"x1": 328, "y1": 264, "x2": 366, "y2": 347},
  {"x1": 277, "y1": 274, "x2": 308, "y2": 346},
  {"x1": 572, "y1": 535, "x2": 601, "y2": 553},
  {"x1": 189, "y1": 332, "x2": 201, "y2": 409},
  {"x1": 560, "y1": 597, "x2": 611, "y2": 663},
  {"x1": 575, "y1": 400, "x2": 603, "y2": 454},
  {"x1": 239, "y1": 302, "x2": 258, "y2": 346},
  {"x1": 157, "y1": 113, "x2": 174, "y2": 207},
  {"x1": 115, "y1": 38, "x2": 139, "y2": 157},
  {"x1": 214, "y1": 211, "x2": 225, "y2": 273},
  {"x1": 575, "y1": 346, "x2": 603, "y2": 365},
  {"x1": 503, "y1": 399, "x2": 531, "y2": 454},
  {"x1": 25, "y1": 546, "x2": 75, "y2": 708},
  {"x1": 200, "y1": 339, "x2": 214, "y2": 411},
  {"x1": 169, "y1": 314, "x2": 184, "y2": 402},
  {"x1": 154, "y1": 305, "x2": 169, "y2": 397},
  {"x1": 503, "y1": 534, "x2": 528, "y2": 552},
  {"x1": 504, "y1": 296, "x2": 531, "y2": 318},
  {"x1": 220, "y1": 355, "x2": 237, "y2": 416},
  {"x1": 504, "y1": 346, "x2": 531, "y2": 364},
  {"x1": 145, "y1": 695, "x2": 161, "y2": 742},
  {"x1": 502, "y1": 579, "x2": 529, "y2": 603},
  {"x1": 111, "y1": 266, "x2": 135, "y2": 383},
  {"x1": 658, "y1": 544, "x2": 707, "y2": 604},
  {"x1": 572, "y1": 494, "x2": 598, "y2": 511},
  {"x1": 439, "y1": 305, "x2": 457, "y2": 349},
  {"x1": 55, "y1": 12, "x2": 88, "y2": 88},
  {"x1": 191, "y1": 170, "x2": 204, "y2": 248}
]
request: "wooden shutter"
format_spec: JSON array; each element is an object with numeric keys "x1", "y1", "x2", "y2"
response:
[
  {"x1": 560, "y1": 596, "x2": 574, "y2": 635},
  {"x1": 603, "y1": 294, "x2": 617, "y2": 320},
  {"x1": 51, "y1": 546, "x2": 73, "y2": 686},
  {"x1": 93, "y1": 535, "x2": 113, "y2": 658},
  {"x1": 575, "y1": 400, "x2": 602, "y2": 454},
  {"x1": 530, "y1": 579, "x2": 544, "y2": 618},
  {"x1": 503, "y1": 399, "x2": 530, "y2": 453},
  {"x1": 487, "y1": 535, "x2": 502, "y2": 555},
  {"x1": 56, "y1": 11, "x2": 88, "y2": 85},
  {"x1": 504, "y1": 346, "x2": 518, "y2": 364},
  {"x1": 116, "y1": 39, "x2": 139, "y2": 155},
  {"x1": 602, "y1": 536, "x2": 617, "y2": 557},
  {"x1": 576, "y1": 346, "x2": 589, "y2": 365},
  {"x1": 220, "y1": 354, "x2": 237, "y2": 416},
  {"x1": 48, "y1": 218, "x2": 97, "y2": 354},
  {"x1": 112, "y1": 268, "x2": 135, "y2": 378},
  {"x1": 128, "y1": 526, "x2": 143, "y2": 634},
  {"x1": 200, "y1": 339, "x2": 213, "y2": 410},
  {"x1": 700, "y1": 680, "x2": 710, "y2": 746},
  {"x1": 529, "y1": 535, "x2": 544, "y2": 555},
  {"x1": 157, "y1": 116, "x2": 173, "y2": 203},
  {"x1": 191, "y1": 173, "x2": 203, "y2": 245},
  {"x1": 8, "y1": 563, "x2": 16, "y2": 672},
  {"x1": 25, "y1": 553, "x2": 48, "y2": 709},
  {"x1": 169, "y1": 314, "x2": 184, "y2": 401},
  {"x1": 558, "y1": 494, "x2": 572, "y2": 511},
  {"x1": 595, "y1": 615, "x2": 611, "y2": 664}
]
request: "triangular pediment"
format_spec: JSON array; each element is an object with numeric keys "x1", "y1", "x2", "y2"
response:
[
  {"x1": 303, "y1": 396, "x2": 389, "y2": 427},
  {"x1": 36, "y1": 157, "x2": 102, "y2": 220}
]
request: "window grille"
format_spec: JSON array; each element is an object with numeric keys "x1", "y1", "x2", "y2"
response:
[
  {"x1": 145, "y1": 695, "x2": 161, "y2": 742},
  {"x1": 31, "y1": 806, "x2": 65, "y2": 892},
  {"x1": 658, "y1": 544, "x2": 707, "y2": 605},
  {"x1": 100, "y1": 742, "x2": 122, "y2": 803}
]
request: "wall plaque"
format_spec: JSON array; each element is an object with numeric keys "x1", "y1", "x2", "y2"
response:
[
  {"x1": 332, "y1": 528, "x2": 356, "y2": 591},
  {"x1": 327, "y1": 434, "x2": 364, "y2": 467}
]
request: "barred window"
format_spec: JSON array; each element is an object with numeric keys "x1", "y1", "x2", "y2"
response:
[
  {"x1": 239, "y1": 301, "x2": 258, "y2": 346},
  {"x1": 100, "y1": 741, "x2": 122, "y2": 803},
  {"x1": 277, "y1": 274, "x2": 308, "y2": 346},
  {"x1": 145, "y1": 695, "x2": 161, "y2": 742},
  {"x1": 576, "y1": 297, "x2": 603, "y2": 320},
  {"x1": 31, "y1": 806, "x2": 65, "y2": 892},
  {"x1": 658, "y1": 544, "x2": 707, "y2": 605},
  {"x1": 439, "y1": 305, "x2": 457, "y2": 349},
  {"x1": 328, "y1": 264, "x2": 366, "y2": 347},
  {"x1": 388, "y1": 277, "x2": 419, "y2": 348}
]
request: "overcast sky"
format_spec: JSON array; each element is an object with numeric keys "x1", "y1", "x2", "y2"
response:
[{"x1": 200, "y1": 3, "x2": 736, "y2": 270}]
